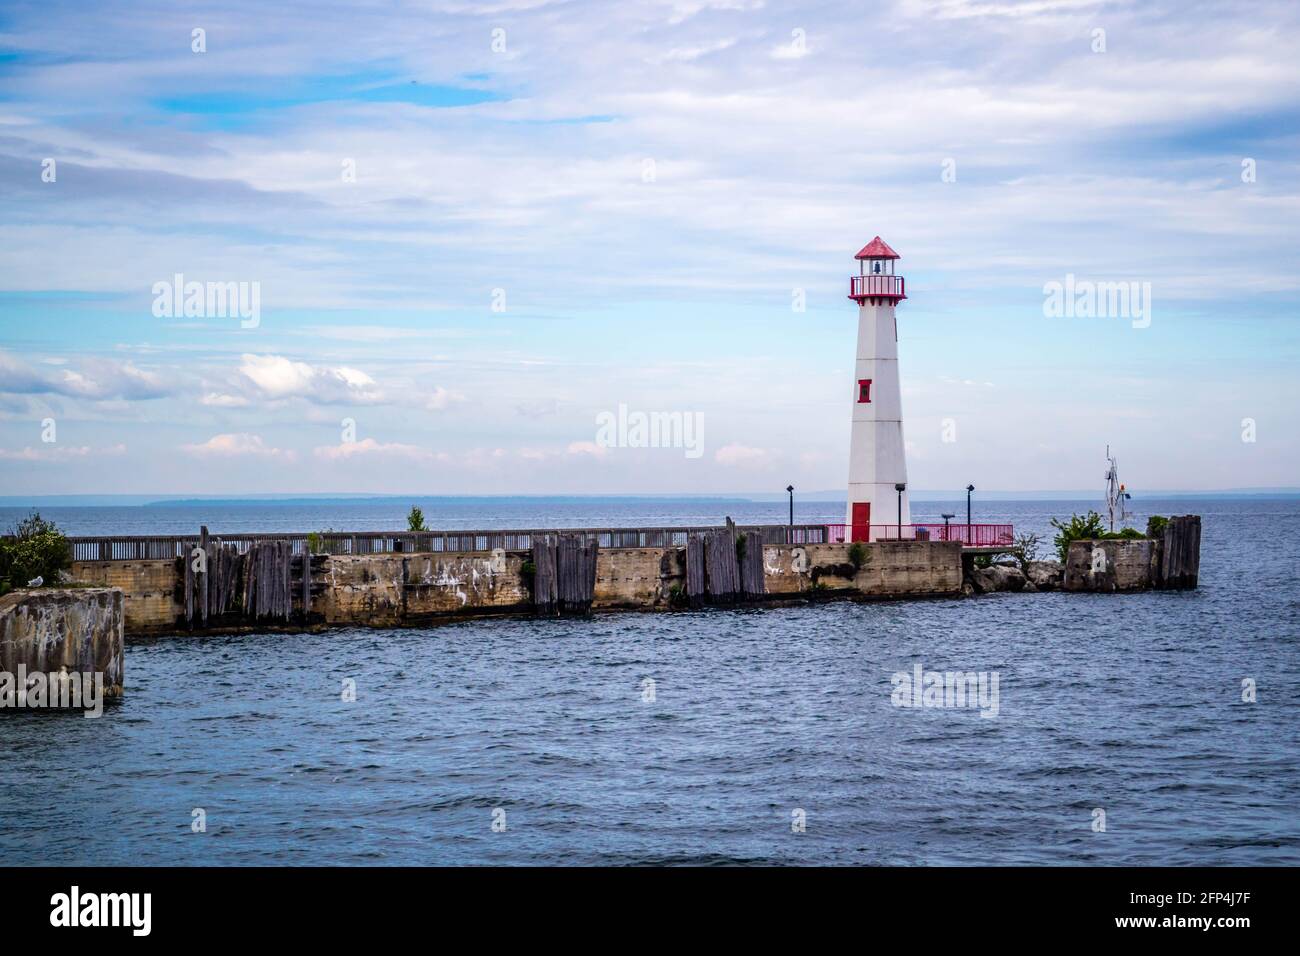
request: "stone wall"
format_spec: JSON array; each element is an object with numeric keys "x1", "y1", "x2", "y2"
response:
[
  {"x1": 69, "y1": 559, "x2": 177, "y2": 633},
  {"x1": 0, "y1": 587, "x2": 125, "y2": 698},
  {"x1": 1063, "y1": 539, "x2": 1158, "y2": 592},
  {"x1": 595, "y1": 548, "x2": 669, "y2": 607},
  {"x1": 763, "y1": 541, "x2": 963, "y2": 596}
]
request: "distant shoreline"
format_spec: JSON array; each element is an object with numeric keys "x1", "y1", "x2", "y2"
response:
[{"x1": 2, "y1": 490, "x2": 1299, "y2": 508}]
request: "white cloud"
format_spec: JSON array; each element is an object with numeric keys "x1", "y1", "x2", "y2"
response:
[
  {"x1": 567, "y1": 440, "x2": 608, "y2": 458},
  {"x1": 182, "y1": 433, "x2": 295, "y2": 460},
  {"x1": 237, "y1": 354, "x2": 383, "y2": 404},
  {"x1": 715, "y1": 443, "x2": 768, "y2": 465},
  {"x1": 425, "y1": 386, "x2": 467, "y2": 411},
  {"x1": 313, "y1": 438, "x2": 443, "y2": 461},
  {"x1": 651, "y1": 38, "x2": 737, "y2": 63},
  {"x1": 0, "y1": 444, "x2": 125, "y2": 461},
  {"x1": 200, "y1": 392, "x2": 251, "y2": 408},
  {"x1": 0, "y1": 350, "x2": 172, "y2": 401}
]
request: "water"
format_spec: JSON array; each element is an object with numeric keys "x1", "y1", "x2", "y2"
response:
[
  {"x1": 4, "y1": 493, "x2": 1290, "y2": 544},
  {"x1": 1, "y1": 497, "x2": 1297, "y2": 865}
]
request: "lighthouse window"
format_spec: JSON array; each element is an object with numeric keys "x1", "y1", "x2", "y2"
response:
[
  {"x1": 858, "y1": 379, "x2": 872, "y2": 403},
  {"x1": 872, "y1": 261, "x2": 882, "y2": 274}
]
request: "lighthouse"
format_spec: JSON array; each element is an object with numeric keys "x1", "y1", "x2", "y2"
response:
[{"x1": 846, "y1": 237, "x2": 909, "y2": 541}]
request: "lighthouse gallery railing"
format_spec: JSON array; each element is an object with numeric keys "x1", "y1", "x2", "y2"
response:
[
  {"x1": 849, "y1": 274, "x2": 906, "y2": 298},
  {"x1": 825, "y1": 524, "x2": 1015, "y2": 547}
]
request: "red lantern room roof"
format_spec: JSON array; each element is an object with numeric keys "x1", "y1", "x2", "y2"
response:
[{"x1": 854, "y1": 236, "x2": 900, "y2": 260}]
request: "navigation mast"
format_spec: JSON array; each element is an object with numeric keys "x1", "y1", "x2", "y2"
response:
[{"x1": 1105, "y1": 445, "x2": 1132, "y2": 532}]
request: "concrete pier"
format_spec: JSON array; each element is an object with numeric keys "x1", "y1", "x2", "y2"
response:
[
  {"x1": 69, "y1": 538, "x2": 965, "y2": 638},
  {"x1": 0, "y1": 587, "x2": 125, "y2": 699}
]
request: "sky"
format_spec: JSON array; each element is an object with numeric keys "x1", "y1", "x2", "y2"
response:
[{"x1": 0, "y1": 0, "x2": 1297, "y2": 497}]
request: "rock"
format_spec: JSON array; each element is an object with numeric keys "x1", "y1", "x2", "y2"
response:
[
  {"x1": 1026, "y1": 560, "x2": 1064, "y2": 591},
  {"x1": 967, "y1": 563, "x2": 1027, "y2": 594}
]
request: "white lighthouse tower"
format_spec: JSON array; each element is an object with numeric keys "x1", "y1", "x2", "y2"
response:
[{"x1": 846, "y1": 237, "x2": 909, "y2": 541}]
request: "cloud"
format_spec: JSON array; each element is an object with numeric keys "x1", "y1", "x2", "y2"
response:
[
  {"x1": 182, "y1": 433, "x2": 295, "y2": 460},
  {"x1": 515, "y1": 398, "x2": 560, "y2": 419},
  {"x1": 567, "y1": 440, "x2": 608, "y2": 458},
  {"x1": 0, "y1": 444, "x2": 126, "y2": 462},
  {"x1": 651, "y1": 38, "x2": 737, "y2": 63},
  {"x1": 200, "y1": 392, "x2": 251, "y2": 408},
  {"x1": 313, "y1": 438, "x2": 443, "y2": 461},
  {"x1": 236, "y1": 354, "x2": 383, "y2": 404},
  {"x1": 715, "y1": 443, "x2": 768, "y2": 465},
  {"x1": 770, "y1": 38, "x2": 808, "y2": 60},
  {"x1": 0, "y1": 350, "x2": 173, "y2": 401},
  {"x1": 425, "y1": 386, "x2": 467, "y2": 410}
]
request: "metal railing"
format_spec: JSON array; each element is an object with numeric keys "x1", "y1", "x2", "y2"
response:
[
  {"x1": 825, "y1": 523, "x2": 1015, "y2": 546},
  {"x1": 849, "y1": 274, "x2": 906, "y2": 299},
  {"x1": 65, "y1": 524, "x2": 835, "y2": 562}
]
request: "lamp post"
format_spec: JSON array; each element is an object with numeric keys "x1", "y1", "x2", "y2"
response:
[
  {"x1": 786, "y1": 485, "x2": 794, "y2": 529},
  {"x1": 941, "y1": 512, "x2": 955, "y2": 542},
  {"x1": 895, "y1": 482, "x2": 906, "y2": 540},
  {"x1": 966, "y1": 484, "x2": 975, "y2": 544}
]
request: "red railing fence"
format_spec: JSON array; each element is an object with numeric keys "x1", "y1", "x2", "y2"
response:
[
  {"x1": 825, "y1": 523, "x2": 1014, "y2": 546},
  {"x1": 849, "y1": 274, "x2": 906, "y2": 299}
]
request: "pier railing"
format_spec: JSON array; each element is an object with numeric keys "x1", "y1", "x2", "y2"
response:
[
  {"x1": 65, "y1": 523, "x2": 836, "y2": 562},
  {"x1": 825, "y1": 523, "x2": 1015, "y2": 546}
]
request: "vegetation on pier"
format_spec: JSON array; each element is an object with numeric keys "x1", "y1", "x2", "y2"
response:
[
  {"x1": 1049, "y1": 510, "x2": 1170, "y2": 562},
  {"x1": 0, "y1": 512, "x2": 70, "y2": 594},
  {"x1": 407, "y1": 506, "x2": 428, "y2": 532}
]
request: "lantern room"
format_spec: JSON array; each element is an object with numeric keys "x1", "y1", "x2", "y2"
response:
[{"x1": 849, "y1": 235, "x2": 906, "y2": 303}]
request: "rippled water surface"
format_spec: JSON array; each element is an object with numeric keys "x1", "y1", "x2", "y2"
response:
[{"x1": 1, "y1": 497, "x2": 1297, "y2": 865}]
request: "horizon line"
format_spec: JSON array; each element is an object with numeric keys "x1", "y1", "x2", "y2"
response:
[{"x1": 3, "y1": 487, "x2": 1299, "y2": 506}]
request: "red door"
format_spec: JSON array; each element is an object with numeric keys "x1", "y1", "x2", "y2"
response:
[{"x1": 850, "y1": 502, "x2": 871, "y2": 542}]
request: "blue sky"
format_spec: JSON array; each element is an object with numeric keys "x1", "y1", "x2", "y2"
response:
[{"x1": 0, "y1": 0, "x2": 1297, "y2": 495}]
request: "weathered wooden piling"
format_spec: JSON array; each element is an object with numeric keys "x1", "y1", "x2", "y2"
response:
[
  {"x1": 530, "y1": 534, "x2": 597, "y2": 616},
  {"x1": 684, "y1": 535, "x2": 707, "y2": 608},
  {"x1": 702, "y1": 522, "x2": 741, "y2": 604},
  {"x1": 183, "y1": 534, "x2": 297, "y2": 626},
  {"x1": 738, "y1": 530, "x2": 766, "y2": 598},
  {"x1": 531, "y1": 536, "x2": 559, "y2": 616},
  {"x1": 301, "y1": 549, "x2": 311, "y2": 617},
  {"x1": 1157, "y1": 515, "x2": 1201, "y2": 589},
  {"x1": 199, "y1": 526, "x2": 210, "y2": 624},
  {"x1": 556, "y1": 534, "x2": 598, "y2": 615}
]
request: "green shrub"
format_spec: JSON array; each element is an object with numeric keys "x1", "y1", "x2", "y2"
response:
[
  {"x1": 1049, "y1": 511, "x2": 1106, "y2": 562},
  {"x1": 1146, "y1": 515, "x2": 1169, "y2": 538},
  {"x1": 0, "y1": 512, "x2": 70, "y2": 591},
  {"x1": 1010, "y1": 532, "x2": 1042, "y2": 573},
  {"x1": 306, "y1": 528, "x2": 337, "y2": 554},
  {"x1": 847, "y1": 542, "x2": 867, "y2": 571},
  {"x1": 407, "y1": 506, "x2": 428, "y2": 532},
  {"x1": 667, "y1": 583, "x2": 688, "y2": 608},
  {"x1": 1100, "y1": 528, "x2": 1144, "y2": 541}
]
